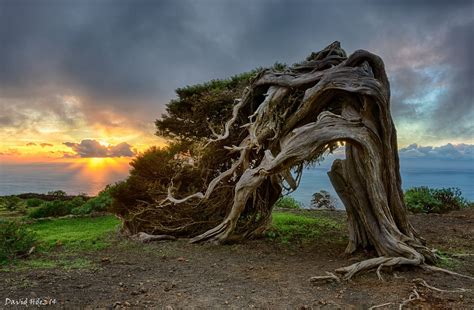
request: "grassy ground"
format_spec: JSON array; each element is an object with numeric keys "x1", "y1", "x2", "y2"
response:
[
  {"x1": 2, "y1": 216, "x2": 120, "y2": 271},
  {"x1": 0, "y1": 209, "x2": 470, "y2": 272},
  {"x1": 3, "y1": 211, "x2": 343, "y2": 270},
  {"x1": 31, "y1": 216, "x2": 120, "y2": 251},
  {"x1": 267, "y1": 211, "x2": 344, "y2": 244}
]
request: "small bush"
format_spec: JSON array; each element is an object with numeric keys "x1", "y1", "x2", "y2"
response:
[
  {"x1": 72, "y1": 188, "x2": 113, "y2": 215},
  {"x1": 274, "y1": 196, "x2": 301, "y2": 209},
  {"x1": 2, "y1": 196, "x2": 25, "y2": 211},
  {"x1": 25, "y1": 198, "x2": 45, "y2": 208},
  {"x1": 28, "y1": 200, "x2": 75, "y2": 218},
  {"x1": 0, "y1": 220, "x2": 37, "y2": 264},
  {"x1": 311, "y1": 190, "x2": 336, "y2": 210},
  {"x1": 405, "y1": 187, "x2": 469, "y2": 214}
]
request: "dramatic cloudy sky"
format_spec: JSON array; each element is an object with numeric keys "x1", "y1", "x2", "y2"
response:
[{"x1": 0, "y1": 0, "x2": 473, "y2": 161}]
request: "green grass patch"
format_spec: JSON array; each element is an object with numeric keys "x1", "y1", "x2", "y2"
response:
[
  {"x1": 435, "y1": 250, "x2": 462, "y2": 269},
  {"x1": 30, "y1": 215, "x2": 120, "y2": 251},
  {"x1": 267, "y1": 211, "x2": 342, "y2": 244},
  {"x1": 1, "y1": 216, "x2": 120, "y2": 271}
]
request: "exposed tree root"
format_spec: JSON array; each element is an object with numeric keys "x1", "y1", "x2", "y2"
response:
[
  {"x1": 368, "y1": 302, "x2": 394, "y2": 310},
  {"x1": 451, "y1": 253, "x2": 474, "y2": 257},
  {"x1": 421, "y1": 264, "x2": 474, "y2": 281},
  {"x1": 368, "y1": 277, "x2": 471, "y2": 310},
  {"x1": 309, "y1": 272, "x2": 341, "y2": 284},
  {"x1": 334, "y1": 255, "x2": 423, "y2": 281},
  {"x1": 313, "y1": 256, "x2": 474, "y2": 282},
  {"x1": 412, "y1": 278, "x2": 471, "y2": 293},
  {"x1": 131, "y1": 232, "x2": 177, "y2": 243},
  {"x1": 399, "y1": 289, "x2": 421, "y2": 309}
]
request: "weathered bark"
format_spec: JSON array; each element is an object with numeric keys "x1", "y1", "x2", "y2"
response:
[{"x1": 138, "y1": 41, "x2": 437, "y2": 278}]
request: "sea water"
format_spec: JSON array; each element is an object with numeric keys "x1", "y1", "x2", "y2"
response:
[{"x1": 0, "y1": 158, "x2": 473, "y2": 207}]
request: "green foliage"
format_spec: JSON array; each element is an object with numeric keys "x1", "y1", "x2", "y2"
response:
[
  {"x1": 109, "y1": 146, "x2": 177, "y2": 216},
  {"x1": 155, "y1": 71, "x2": 256, "y2": 140},
  {"x1": 404, "y1": 187, "x2": 469, "y2": 214},
  {"x1": 71, "y1": 188, "x2": 112, "y2": 215},
  {"x1": 2, "y1": 196, "x2": 25, "y2": 211},
  {"x1": 267, "y1": 212, "x2": 341, "y2": 244},
  {"x1": 112, "y1": 68, "x2": 264, "y2": 231},
  {"x1": 311, "y1": 190, "x2": 336, "y2": 210},
  {"x1": 274, "y1": 196, "x2": 301, "y2": 209},
  {"x1": 28, "y1": 200, "x2": 76, "y2": 219},
  {"x1": 0, "y1": 220, "x2": 37, "y2": 264},
  {"x1": 435, "y1": 250, "x2": 461, "y2": 269},
  {"x1": 25, "y1": 198, "x2": 45, "y2": 208},
  {"x1": 26, "y1": 189, "x2": 114, "y2": 218}
]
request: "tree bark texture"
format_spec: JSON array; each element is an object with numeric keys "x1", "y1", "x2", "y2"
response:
[{"x1": 131, "y1": 42, "x2": 436, "y2": 278}]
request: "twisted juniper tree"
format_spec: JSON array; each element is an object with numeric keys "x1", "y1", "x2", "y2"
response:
[{"x1": 112, "y1": 42, "x2": 442, "y2": 279}]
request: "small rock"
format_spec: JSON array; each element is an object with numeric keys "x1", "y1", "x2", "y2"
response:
[
  {"x1": 119, "y1": 282, "x2": 124, "y2": 287},
  {"x1": 130, "y1": 290, "x2": 139, "y2": 296}
]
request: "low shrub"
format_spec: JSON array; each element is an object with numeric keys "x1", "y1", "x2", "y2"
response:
[
  {"x1": 274, "y1": 196, "x2": 301, "y2": 209},
  {"x1": 25, "y1": 198, "x2": 45, "y2": 208},
  {"x1": 405, "y1": 187, "x2": 469, "y2": 214},
  {"x1": 0, "y1": 220, "x2": 37, "y2": 264},
  {"x1": 1, "y1": 196, "x2": 26, "y2": 211},
  {"x1": 28, "y1": 200, "x2": 76, "y2": 219},
  {"x1": 71, "y1": 188, "x2": 113, "y2": 215}
]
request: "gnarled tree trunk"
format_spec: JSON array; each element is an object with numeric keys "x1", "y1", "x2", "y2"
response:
[{"x1": 135, "y1": 42, "x2": 438, "y2": 278}]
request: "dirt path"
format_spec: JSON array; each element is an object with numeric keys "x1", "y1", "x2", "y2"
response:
[{"x1": 1, "y1": 210, "x2": 473, "y2": 309}]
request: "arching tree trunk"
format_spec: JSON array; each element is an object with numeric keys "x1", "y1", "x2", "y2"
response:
[{"x1": 133, "y1": 41, "x2": 439, "y2": 278}]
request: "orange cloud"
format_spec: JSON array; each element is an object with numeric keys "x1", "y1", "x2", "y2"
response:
[{"x1": 63, "y1": 139, "x2": 135, "y2": 158}]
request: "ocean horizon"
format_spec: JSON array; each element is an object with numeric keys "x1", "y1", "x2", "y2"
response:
[{"x1": 1, "y1": 158, "x2": 473, "y2": 207}]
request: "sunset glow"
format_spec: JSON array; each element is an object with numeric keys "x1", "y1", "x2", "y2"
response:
[{"x1": 0, "y1": 0, "x2": 472, "y2": 197}]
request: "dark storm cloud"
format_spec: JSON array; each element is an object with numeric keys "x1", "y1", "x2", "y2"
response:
[
  {"x1": 0, "y1": 0, "x2": 472, "y2": 142},
  {"x1": 427, "y1": 20, "x2": 474, "y2": 137},
  {"x1": 63, "y1": 139, "x2": 134, "y2": 158}
]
